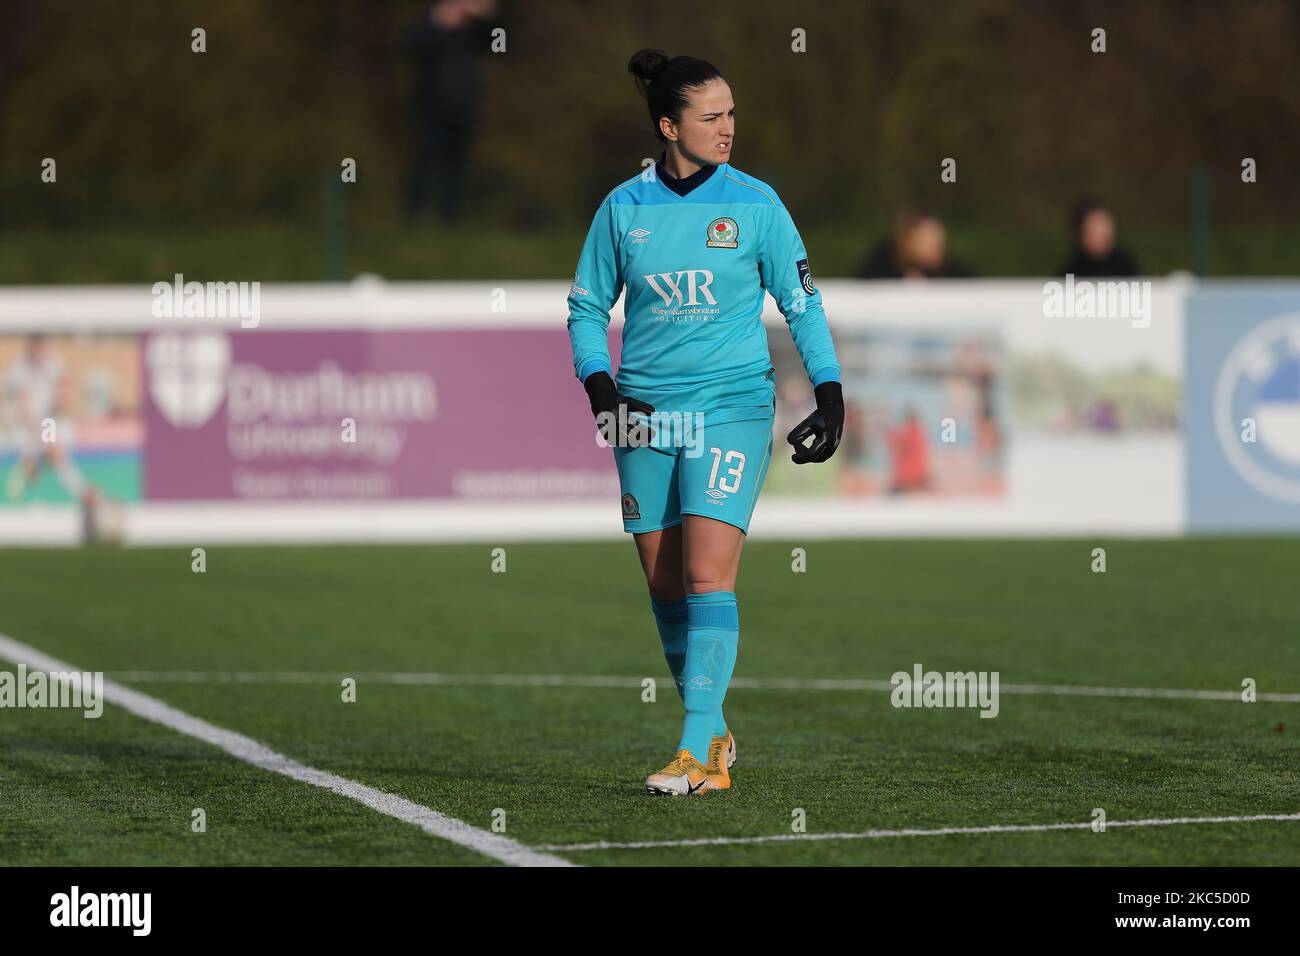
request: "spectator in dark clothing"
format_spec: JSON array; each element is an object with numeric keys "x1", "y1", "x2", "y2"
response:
[
  {"x1": 402, "y1": 0, "x2": 500, "y2": 224},
  {"x1": 859, "y1": 210, "x2": 973, "y2": 279},
  {"x1": 1057, "y1": 197, "x2": 1140, "y2": 277}
]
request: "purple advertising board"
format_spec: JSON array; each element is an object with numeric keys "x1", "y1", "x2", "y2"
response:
[{"x1": 143, "y1": 328, "x2": 620, "y2": 500}]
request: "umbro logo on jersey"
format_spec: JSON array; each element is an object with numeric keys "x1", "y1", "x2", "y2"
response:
[
  {"x1": 628, "y1": 227, "x2": 652, "y2": 243},
  {"x1": 643, "y1": 270, "x2": 717, "y2": 307}
]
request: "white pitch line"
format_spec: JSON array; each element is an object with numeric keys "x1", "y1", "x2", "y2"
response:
[
  {"x1": 0, "y1": 634, "x2": 574, "y2": 868},
  {"x1": 108, "y1": 670, "x2": 1300, "y2": 703},
  {"x1": 535, "y1": 812, "x2": 1300, "y2": 852}
]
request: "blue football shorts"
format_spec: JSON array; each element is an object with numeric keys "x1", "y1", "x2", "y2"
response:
[{"x1": 612, "y1": 416, "x2": 775, "y2": 535}]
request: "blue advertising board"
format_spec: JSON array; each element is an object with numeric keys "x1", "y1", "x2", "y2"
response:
[{"x1": 1186, "y1": 285, "x2": 1300, "y2": 532}]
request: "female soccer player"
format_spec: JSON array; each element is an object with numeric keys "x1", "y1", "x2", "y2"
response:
[{"x1": 567, "y1": 49, "x2": 844, "y2": 795}]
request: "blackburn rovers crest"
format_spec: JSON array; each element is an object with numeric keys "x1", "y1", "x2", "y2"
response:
[{"x1": 706, "y1": 217, "x2": 738, "y2": 249}]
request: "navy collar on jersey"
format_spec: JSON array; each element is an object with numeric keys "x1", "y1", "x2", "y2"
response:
[{"x1": 654, "y1": 152, "x2": 719, "y2": 197}]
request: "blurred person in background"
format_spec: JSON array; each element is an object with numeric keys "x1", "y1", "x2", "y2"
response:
[
  {"x1": 960, "y1": 339, "x2": 1001, "y2": 464},
  {"x1": 3, "y1": 335, "x2": 99, "y2": 516},
  {"x1": 1088, "y1": 397, "x2": 1121, "y2": 432},
  {"x1": 1058, "y1": 196, "x2": 1140, "y2": 277},
  {"x1": 402, "y1": 0, "x2": 500, "y2": 224},
  {"x1": 886, "y1": 407, "x2": 931, "y2": 493},
  {"x1": 859, "y1": 209, "x2": 973, "y2": 279},
  {"x1": 840, "y1": 398, "x2": 868, "y2": 467},
  {"x1": 834, "y1": 397, "x2": 874, "y2": 494}
]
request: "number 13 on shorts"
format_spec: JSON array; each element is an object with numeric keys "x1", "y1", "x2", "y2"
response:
[
  {"x1": 680, "y1": 418, "x2": 774, "y2": 535},
  {"x1": 707, "y1": 446, "x2": 746, "y2": 495}
]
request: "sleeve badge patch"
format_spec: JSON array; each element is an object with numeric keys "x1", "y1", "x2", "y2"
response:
[{"x1": 796, "y1": 258, "x2": 816, "y2": 295}]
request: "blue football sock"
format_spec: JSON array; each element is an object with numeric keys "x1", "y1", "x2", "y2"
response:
[
  {"x1": 652, "y1": 595, "x2": 729, "y2": 738},
  {"x1": 679, "y1": 590, "x2": 739, "y2": 764},
  {"x1": 650, "y1": 595, "x2": 688, "y2": 701}
]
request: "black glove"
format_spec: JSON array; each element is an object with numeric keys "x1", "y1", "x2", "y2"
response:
[
  {"x1": 583, "y1": 371, "x2": 655, "y2": 447},
  {"x1": 786, "y1": 381, "x2": 844, "y2": 464}
]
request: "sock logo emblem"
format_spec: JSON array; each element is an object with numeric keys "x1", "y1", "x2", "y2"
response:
[{"x1": 696, "y1": 638, "x2": 722, "y2": 671}]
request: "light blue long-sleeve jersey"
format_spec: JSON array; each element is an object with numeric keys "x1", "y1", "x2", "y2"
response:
[{"x1": 566, "y1": 162, "x2": 840, "y2": 426}]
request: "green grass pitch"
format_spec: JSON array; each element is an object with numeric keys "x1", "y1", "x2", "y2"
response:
[{"x1": 1, "y1": 538, "x2": 1297, "y2": 867}]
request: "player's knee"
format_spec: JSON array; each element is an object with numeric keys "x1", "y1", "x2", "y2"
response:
[
  {"x1": 645, "y1": 561, "x2": 685, "y2": 601},
  {"x1": 647, "y1": 580, "x2": 685, "y2": 602},
  {"x1": 683, "y1": 570, "x2": 731, "y2": 594},
  {"x1": 641, "y1": 551, "x2": 684, "y2": 599}
]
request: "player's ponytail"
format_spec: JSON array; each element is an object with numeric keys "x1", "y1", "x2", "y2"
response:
[{"x1": 627, "y1": 48, "x2": 723, "y2": 143}]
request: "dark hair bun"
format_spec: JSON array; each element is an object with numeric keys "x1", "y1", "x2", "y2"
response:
[
  {"x1": 627, "y1": 48, "x2": 670, "y2": 90},
  {"x1": 626, "y1": 50, "x2": 724, "y2": 143}
]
